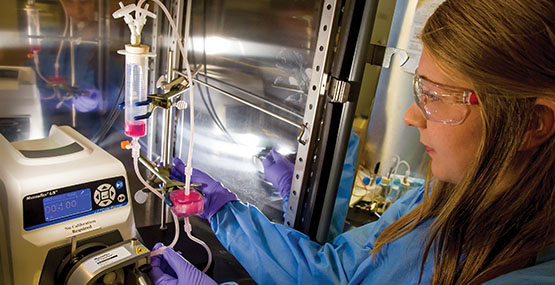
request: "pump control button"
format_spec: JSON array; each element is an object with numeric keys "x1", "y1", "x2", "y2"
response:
[
  {"x1": 94, "y1": 191, "x2": 101, "y2": 204},
  {"x1": 95, "y1": 183, "x2": 116, "y2": 207},
  {"x1": 115, "y1": 180, "x2": 124, "y2": 189},
  {"x1": 98, "y1": 184, "x2": 111, "y2": 191}
]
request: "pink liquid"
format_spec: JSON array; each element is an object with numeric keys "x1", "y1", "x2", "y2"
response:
[
  {"x1": 125, "y1": 120, "x2": 146, "y2": 137},
  {"x1": 169, "y1": 188, "x2": 204, "y2": 218}
]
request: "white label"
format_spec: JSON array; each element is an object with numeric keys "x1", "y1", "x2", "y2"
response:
[
  {"x1": 404, "y1": 0, "x2": 445, "y2": 73},
  {"x1": 82, "y1": 247, "x2": 131, "y2": 273},
  {"x1": 64, "y1": 219, "x2": 100, "y2": 237}
]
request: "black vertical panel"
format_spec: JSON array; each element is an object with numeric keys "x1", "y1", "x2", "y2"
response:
[{"x1": 296, "y1": 0, "x2": 379, "y2": 242}]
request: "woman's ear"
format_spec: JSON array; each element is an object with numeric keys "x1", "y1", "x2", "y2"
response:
[{"x1": 520, "y1": 97, "x2": 555, "y2": 150}]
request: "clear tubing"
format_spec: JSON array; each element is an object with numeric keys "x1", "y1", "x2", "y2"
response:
[
  {"x1": 137, "y1": 0, "x2": 186, "y2": 59},
  {"x1": 55, "y1": 0, "x2": 69, "y2": 77},
  {"x1": 182, "y1": 0, "x2": 194, "y2": 196},
  {"x1": 131, "y1": 0, "x2": 202, "y2": 258},
  {"x1": 124, "y1": 44, "x2": 150, "y2": 138},
  {"x1": 184, "y1": 218, "x2": 212, "y2": 273},
  {"x1": 131, "y1": 138, "x2": 180, "y2": 248},
  {"x1": 394, "y1": 160, "x2": 411, "y2": 178},
  {"x1": 179, "y1": 0, "x2": 193, "y2": 158},
  {"x1": 32, "y1": 52, "x2": 51, "y2": 84},
  {"x1": 137, "y1": 0, "x2": 194, "y2": 194}
]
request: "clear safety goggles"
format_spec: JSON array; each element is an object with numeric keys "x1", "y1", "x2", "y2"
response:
[{"x1": 412, "y1": 73, "x2": 478, "y2": 125}]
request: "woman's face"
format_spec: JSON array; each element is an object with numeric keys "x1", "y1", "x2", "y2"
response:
[
  {"x1": 61, "y1": 0, "x2": 95, "y2": 25},
  {"x1": 403, "y1": 48, "x2": 483, "y2": 184}
]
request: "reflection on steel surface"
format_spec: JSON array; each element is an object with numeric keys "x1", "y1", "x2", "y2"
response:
[
  {"x1": 194, "y1": 78, "x2": 305, "y2": 132},
  {"x1": 154, "y1": 0, "x2": 326, "y2": 222}
]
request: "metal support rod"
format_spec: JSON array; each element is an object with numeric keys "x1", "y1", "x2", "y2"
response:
[
  {"x1": 160, "y1": 0, "x2": 184, "y2": 230},
  {"x1": 70, "y1": 18, "x2": 76, "y2": 127},
  {"x1": 97, "y1": 0, "x2": 104, "y2": 113},
  {"x1": 193, "y1": 79, "x2": 304, "y2": 130},
  {"x1": 70, "y1": 236, "x2": 77, "y2": 258},
  {"x1": 139, "y1": 154, "x2": 168, "y2": 230},
  {"x1": 147, "y1": 4, "x2": 160, "y2": 162},
  {"x1": 161, "y1": 50, "x2": 174, "y2": 168},
  {"x1": 196, "y1": 74, "x2": 303, "y2": 120}
]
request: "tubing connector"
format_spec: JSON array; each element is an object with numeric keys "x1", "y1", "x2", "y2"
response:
[
  {"x1": 112, "y1": 2, "x2": 156, "y2": 45},
  {"x1": 131, "y1": 137, "x2": 141, "y2": 158}
]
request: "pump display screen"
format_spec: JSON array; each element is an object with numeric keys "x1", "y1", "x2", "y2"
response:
[
  {"x1": 42, "y1": 188, "x2": 92, "y2": 221},
  {"x1": 23, "y1": 176, "x2": 128, "y2": 231}
]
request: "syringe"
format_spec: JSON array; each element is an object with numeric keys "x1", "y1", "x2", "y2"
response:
[{"x1": 118, "y1": 44, "x2": 154, "y2": 138}]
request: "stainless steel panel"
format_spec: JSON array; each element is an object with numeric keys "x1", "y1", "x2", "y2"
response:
[
  {"x1": 363, "y1": 0, "x2": 429, "y2": 179},
  {"x1": 188, "y1": 0, "x2": 321, "y2": 117},
  {"x1": 151, "y1": 0, "x2": 325, "y2": 222}
]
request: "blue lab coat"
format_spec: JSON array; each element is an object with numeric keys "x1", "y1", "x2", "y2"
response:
[
  {"x1": 211, "y1": 186, "x2": 555, "y2": 284},
  {"x1": 280, "y1": 130, "x2": 360, "y2": 241}
]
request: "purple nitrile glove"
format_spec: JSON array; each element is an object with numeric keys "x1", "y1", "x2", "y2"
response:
[
  {"x1": 262, "y1": 149, "x2": 294, "y2": 199},
  {"x1": 72, "y1": 88, "x2": 101, "y2": 112},
  {"x1": 170, "y1": 157, "x2": 238, "y2": 220},
  {"x1": 149, "y1": 243, "x2": 217, "y2": 285}
]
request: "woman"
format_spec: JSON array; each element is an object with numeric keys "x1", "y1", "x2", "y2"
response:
[{"x1": 150, "y1": 0, "x2": 555, "y2": 283}]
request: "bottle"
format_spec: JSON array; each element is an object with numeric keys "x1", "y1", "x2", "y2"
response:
[
  {"x1": 376, "y1": 177, "x2": 390, "y2": 214},
  {"x1": 385, "y1": 178, "x2": 401, "y2": 208},
  {"x1": 398, "y1": 179, "x2": 411, "y2": 198}
]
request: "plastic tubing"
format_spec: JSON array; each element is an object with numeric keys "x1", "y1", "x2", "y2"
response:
[
  {"x1": 132, "y1": 1, "x2": 207, "y2": 268},
  {"x1": 134, "y1": 1, "x2": 210, "y2": 270},
  {"x1": 137, "y1": 0, "x2": 185, "y2": 58},
  {"x1": 181, "y1": 0, "x2": 195, "y2": 196},
  {"x1": 131, "y1": 138, "x2": 180, "y2": 248},
  {"x1": 32, "y1": 52, "x2": 51, "y2": 84},
  {"x1": 394, "y1": 160, "x2": 411, "y2": 177},
  {"x1": 137, "y1": 0, "x2": 195, "y2": 195},
  {"x1": 178, "y1": 0, "x2": 192, "y2": 159},
  {"x1": 55, "y1": 0, "x2": 69, "y2": 77},
  {"x1": 184, "y1": 217, "x2": 212, "y2": 273},
  {"x1": 31, "y1": 0, "x2": 68, "y2": 79}
]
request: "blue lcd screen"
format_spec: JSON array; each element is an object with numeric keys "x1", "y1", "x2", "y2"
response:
[{"x1": 43, "y1": 188, "x2": 92, "y2": 222}]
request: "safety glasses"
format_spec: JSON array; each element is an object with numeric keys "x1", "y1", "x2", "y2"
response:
[{"x1": 412, "y1": 73, "x2": 478, "y2": 125}]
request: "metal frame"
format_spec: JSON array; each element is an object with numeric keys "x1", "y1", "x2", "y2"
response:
[
  {"x1": 315, "y1": 0, "x2": 379, "y2": 242},
  {"x1": 286, "y1": 0, "x2": 380, "y2": 243},
  {"x1": 284, "y1": 0, "x2": 341, "y2": 229}
]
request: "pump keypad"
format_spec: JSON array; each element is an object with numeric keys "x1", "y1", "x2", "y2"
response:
[{"x1": 94, "y1": 183, "x2": 116, "y2": 207}]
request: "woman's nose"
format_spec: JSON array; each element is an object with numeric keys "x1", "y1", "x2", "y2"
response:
[{"x1": 403, "y1": 103, "x2": 427, "y2": 128}]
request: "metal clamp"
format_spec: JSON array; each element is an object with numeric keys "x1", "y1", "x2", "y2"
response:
[
  {"x1": 328, "y1": 77, "x2": 351, "y2": 103},
  {"x1": 157, "y1": 76, "x2": 186, "y2": 93},
  {"x1": 138, "y1": 155, "x2": 201, "y2": 193}
]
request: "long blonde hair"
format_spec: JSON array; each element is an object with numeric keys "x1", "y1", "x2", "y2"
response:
[{"x1": 371, "y1": 0, "x2": 555, "y2": 283}]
